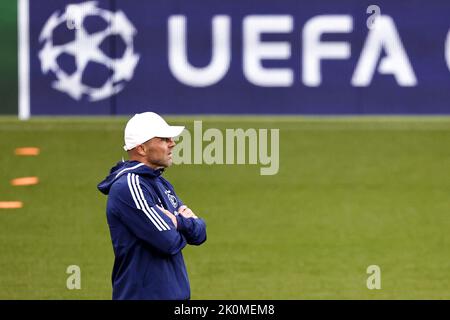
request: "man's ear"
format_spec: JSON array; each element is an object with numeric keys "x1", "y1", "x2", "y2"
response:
[{"x1": 136, "y1": 144, "x2": 146, "y2": 156}]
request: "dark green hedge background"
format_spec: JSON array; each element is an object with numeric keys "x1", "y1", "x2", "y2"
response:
[{"x1": 0, "y1": 1, "x2": 17, "y2": 115}]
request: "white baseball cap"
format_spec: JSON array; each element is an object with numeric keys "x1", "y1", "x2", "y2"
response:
[{"x1": 123, "y1": 112, "x2": 185, "y2": 151}]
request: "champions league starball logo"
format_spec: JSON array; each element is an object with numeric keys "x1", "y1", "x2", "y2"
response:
[{"x1": 38, "y1": 1, "x2": 140, "y2": 101}]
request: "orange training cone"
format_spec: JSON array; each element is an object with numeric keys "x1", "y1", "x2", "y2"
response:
[
  {"x1": 11, "y1": 177, "x2": 39, "y2": 186},
  {"x1": 0, "y1": 202, "x2": 23, "y2": 209},
  {"x1": 14, "y1": 147, "x2": 40, "y2": 156}
]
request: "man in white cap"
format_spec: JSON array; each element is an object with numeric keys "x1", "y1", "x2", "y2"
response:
[{"x1": 98, "y1": 112, "x2": 207, "y2": 300}]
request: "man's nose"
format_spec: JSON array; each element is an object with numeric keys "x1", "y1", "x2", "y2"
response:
[{"x1": 169, "y1": 138, "x2": 176, "y2": 148}]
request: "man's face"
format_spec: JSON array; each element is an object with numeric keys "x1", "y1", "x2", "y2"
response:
[{"x1": 141, "y1": 137, "x2": 176, "y2": 169}]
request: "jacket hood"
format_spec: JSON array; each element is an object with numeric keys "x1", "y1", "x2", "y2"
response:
[{"x1": 97, "y1": 160, "x2": 164, "y2": 195}]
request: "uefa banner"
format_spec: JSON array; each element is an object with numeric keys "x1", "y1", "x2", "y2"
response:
[{"x1": 20, "y1": 0, "x2": 450, "y2": 117}]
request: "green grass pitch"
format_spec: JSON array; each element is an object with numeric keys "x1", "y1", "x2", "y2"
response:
[{"x1": 0, "y1": 116, "x2": 449, "y2": 299}]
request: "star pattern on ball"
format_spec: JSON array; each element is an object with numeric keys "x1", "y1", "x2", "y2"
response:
[{"x1": 38, "y1": 1, "x2": 140, "y2": 102}]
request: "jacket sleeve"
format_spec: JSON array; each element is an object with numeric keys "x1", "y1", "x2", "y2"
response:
[
  {"x1": 113, "y1": 173, "x2": 187, "y2": 255},
  {"x1": 176, "y1": 215, "x2": 207, "y2": 245}
]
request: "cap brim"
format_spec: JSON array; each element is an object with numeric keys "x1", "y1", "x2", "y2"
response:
[
  {"x1": 123, "y1": 126, "x2": 185, "y2": 151},
  {"x1": 156, "y1": 126, "x2": 185, "y2": 138}
]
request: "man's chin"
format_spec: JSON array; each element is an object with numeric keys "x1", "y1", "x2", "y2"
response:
[{"x1": 149, "y1": 161, "x2": 171, "y2": 170}]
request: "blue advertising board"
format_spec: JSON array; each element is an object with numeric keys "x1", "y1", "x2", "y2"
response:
[{"x1": 20, "y1": 0, "x2": 450, "y2": 116}]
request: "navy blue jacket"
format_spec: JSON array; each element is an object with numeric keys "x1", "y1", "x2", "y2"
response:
[{"x1": 97, "y1": 160, "x2": 207, "y2": 300}]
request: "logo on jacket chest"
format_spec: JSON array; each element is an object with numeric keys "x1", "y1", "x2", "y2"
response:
[{"x1": 164, "y1": 189, "x2": 178, "y2": 208}]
